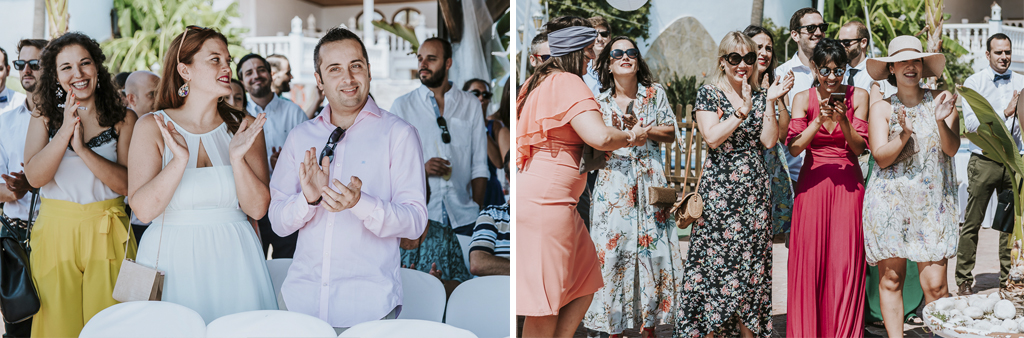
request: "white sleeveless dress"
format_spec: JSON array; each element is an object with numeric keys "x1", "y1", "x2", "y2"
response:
[{"x1": 135, "y1": 111, "x2": 278, "y2": 323}]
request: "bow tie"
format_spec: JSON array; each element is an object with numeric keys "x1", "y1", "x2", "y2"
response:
[
  {"x1": 0, "y1": 96, "x2": 6, "y2": 103},
  {"x1": 995, "y1": 73, "x2": 1011, "y2": 82}
]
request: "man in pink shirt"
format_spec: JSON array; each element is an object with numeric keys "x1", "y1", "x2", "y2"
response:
[{"x1": 268, "y1": 27, "x2": 428, "y2": 331}]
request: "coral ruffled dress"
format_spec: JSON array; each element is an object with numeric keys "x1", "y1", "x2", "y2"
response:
[{"x1": 515, "y1": 72, "x2": 604, "y2": 316}]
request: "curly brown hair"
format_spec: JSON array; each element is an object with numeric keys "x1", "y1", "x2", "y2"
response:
[
  {"x1": 34, "y1": 32, "x2": 125, "y2": 133},
  {"x1": 155, "y1": 27, "x2": 245, "y2": 133}
]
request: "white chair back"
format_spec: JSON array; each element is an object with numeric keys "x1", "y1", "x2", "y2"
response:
[
  {"x1": 456, "y1": 234, "x2": 472, "y2": 272},
  {"x1": 444, "y1": 276, "x2": 510, "y2": 338},
  {"x1": 339, "y1": 319, "x2": 477, "y2": 338},
  {"x1": 265, "y1": 258, "x2": 292, "y2": 310},
  {"x1": 206, "y1": 310, "x2": 335, "y2": 337},
  {"x1": 397, "y1": 267, "x2": 447, "y2": 322},
  {"x1": 80, "y1": 301, "x2": 206, "y2": 337}
]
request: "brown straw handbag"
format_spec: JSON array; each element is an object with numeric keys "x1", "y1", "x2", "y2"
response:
[
  {"x1": 112, "y1": 212, "x2": 164, "y2": 302},
  {"x1": 671, "y1": 121, "x2": 705, "y2": 229}
]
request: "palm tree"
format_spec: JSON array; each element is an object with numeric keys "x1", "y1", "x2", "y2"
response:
[{"x1": 751, "y1": 0, "x2": 764, "y2": 27}]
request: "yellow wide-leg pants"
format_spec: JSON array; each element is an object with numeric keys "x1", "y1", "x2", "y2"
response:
[{"x1": 29, "y1": 197, "x2": 136, "y2": 337}]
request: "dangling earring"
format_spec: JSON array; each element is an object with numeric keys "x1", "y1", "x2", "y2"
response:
[
  {"x1": 177, "y1": 82, "x2": 189, "y2": 97},
  {"x1": 55, "y1": 87, "x2": 65, "y2": 100}
]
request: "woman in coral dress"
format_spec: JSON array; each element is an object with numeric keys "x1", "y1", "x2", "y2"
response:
[
  {"x1": 785, "y1": 39, "x2": 870, "y2": 338},
  {"x1": 516, "y1": 17, "x2": 651, "y2": 338}
]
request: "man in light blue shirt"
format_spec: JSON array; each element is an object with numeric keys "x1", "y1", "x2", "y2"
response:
[
  {"x1": 956, "y1": 33, "x2": 1023, "y2": 295},
  {"x1": 582, "y1": 16, "x2": 610, "y2": 97}
]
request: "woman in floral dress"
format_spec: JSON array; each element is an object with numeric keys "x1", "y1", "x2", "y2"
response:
[
  {"x1": 862, "y1": 35, "x2": 960, "y2": 338},
  {"x1": 582, "y1": 37, "x2": 683, "y2": 338},
  {"x1": 675, "y1": 31, "x2": 792, "y2": 338}
]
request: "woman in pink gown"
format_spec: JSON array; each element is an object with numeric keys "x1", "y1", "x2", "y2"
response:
[
  {"x1": 785, "y1": 39, "x2": 870, "y2": 338},
  {"x1": 516, "y1": 16, "x2": 651, "y2": 338}
]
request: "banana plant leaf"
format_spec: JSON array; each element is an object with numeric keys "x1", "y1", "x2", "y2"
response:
[
  {"x1": 372, "y1": 20, "x2": 419, "y2": 54},
  {"x1": 956, "y1": 85, "x2": 1024, "y2": 246}
]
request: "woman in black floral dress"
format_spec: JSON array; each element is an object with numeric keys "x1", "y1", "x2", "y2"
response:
[{"x1": 675, "y1": 31, "x2": 790, "y2": 338}]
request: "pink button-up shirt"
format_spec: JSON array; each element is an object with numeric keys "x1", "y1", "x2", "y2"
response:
[{"x1": 269, "y1": 97, "x2": 427, "y2": 327}]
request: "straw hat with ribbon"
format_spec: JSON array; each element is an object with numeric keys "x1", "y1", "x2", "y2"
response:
[{"x1": 866, "y1": 35, "x2": 946, "y2": 81}]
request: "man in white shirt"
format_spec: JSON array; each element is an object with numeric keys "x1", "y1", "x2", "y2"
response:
[
  {"x1": 839, "y1": 20, "x2": 874, "y2": 91},
  {"x1": 956, "y1": 33, "x2": 1022, "y2": 295},
  {"x1": 237, "y1": 53, "x2": 308, "y2": 259},
  {"x1": 0, "y1": 38, "x2": 46, "y2": 338},
  {"x1": 0, "y1": 47, "x2": 27, "y2": 116},
  {"x1": 582, "y1": 16, "x2": 610, "y2": 97},
  {"x1": 775, "y1": 7, "x2": 824, "y2": 184},
  {"x1": 392, "y1": 37, "x2": 488, "y2": 236}
]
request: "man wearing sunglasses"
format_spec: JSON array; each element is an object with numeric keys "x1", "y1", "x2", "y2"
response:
[
  {"x1": 392, "y1": 38, "x2": 488, "y2": 249},
  {"x1": 268, "y1": 27, "x2": 427, "y2": 332},
  {"x1": 838, "y1": 20, "x2": 873, "y2": 90},
  {"x1": 775, "y1": 7, "x2": 825, "y2": 184},
  {"x1": 0, "y1": 38, "x2": 46, "y2": 338},
  {"x1": 528, "y1": 32, "x2": 549, "y2": 69},
  {"x1": 0, "y1": 47, "x2": 26, "y2": 116},
  {"x1": 582, "y1": 16, "x2": 611, "y2": 96}
]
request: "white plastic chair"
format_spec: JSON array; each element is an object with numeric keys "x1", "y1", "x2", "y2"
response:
[
  {"x1": 265, "y1": 258, "x2": 292, "y2": 310},
  {"x1": 339, "y1": 319, "x2": 477, "y2": 338},
  {"x1": 456, "y1": 234, "x2": 472, "y2": 272},
  {"x1": 80, "y1": 301, "x2": 206, "y2": 337},
  {"x1": 397, "y1": 267, "x2": 447, "y2": 322},
  {"x1": 443, "y1": 276, "x2": 510, "y2": 338},
  {"x1": 206, "y1": 310, "x2": 335, "y2": 337}
]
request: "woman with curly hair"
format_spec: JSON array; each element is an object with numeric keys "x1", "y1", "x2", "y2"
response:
[{"x1": 22, "y1": 32, "x2": 137, "y2": 337}]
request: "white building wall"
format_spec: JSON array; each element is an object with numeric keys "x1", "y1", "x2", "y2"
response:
[
  {"x1": 0, "y1": 0, "x2": 36, "y2": 57},
  {"x1": 247, "y1": 0, "x2": 323, "y2": 36},
  {"x1": 320, "y1": 1, "x2": 438, "y2": 31}
]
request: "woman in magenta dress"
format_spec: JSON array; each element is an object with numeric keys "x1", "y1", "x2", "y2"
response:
[{"x1": 785, "y1": 38, "x2": 870, "y2": 338}]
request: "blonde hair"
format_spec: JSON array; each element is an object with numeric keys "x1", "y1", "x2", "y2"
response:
[{"x1": 711, "y1": 31, "x2": 760, "y2": 91}]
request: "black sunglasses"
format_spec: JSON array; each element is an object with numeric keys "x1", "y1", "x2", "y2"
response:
[
  {"x1": 722, "y1": 52, "x2": 757, "y2": 66},
  {"x1": 12, "y1": 60, "x2": 40, "y2": 71},
  {"x1": 596, "y1": 30, "x2": 609, "y2": 38},
  {"x1": 797, "y1": 23, "x2": 828, "y2": 34},
  {"x1": 470, "y1": 90, "x2": 493, "y2": 100},
  {"x1": 436, "y1": 117, "x2": 451, "y2": 144},
  {"x1": 319, "y1": 127, "x2": 346, "y2": 162},
  {"x1": 532, "y1": 54, "x2": 550, "y2": 62},
  {"x1": 817, "y1": 67, "x2": 846, "y2": 77},
  {"x1": 610, "y1": 48, "x2": 640, "y2": 60},
  {"x1": 838, "y1": 38, "x2": 862, "y2": 47}
]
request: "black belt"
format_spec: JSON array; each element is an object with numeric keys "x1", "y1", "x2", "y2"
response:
[{"x1": 0, "y1": 214, "x2": 29, "y2": 230}]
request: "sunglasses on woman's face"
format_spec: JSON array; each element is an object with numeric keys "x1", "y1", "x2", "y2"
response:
[
  {"x1": 610, "y1": 48, "x2": 640, "y2": 60},
  {"x1": 12, "y1": 60, "x2": 40, "y2": 71},
  {"x1": 532, "y1": 54, "x2": 550, "y2": 62},
  {"x1": 470, "y1": 89, "x2": 493, "y2": 99},
  {"x1": 722, "y1": 52, "x2": 757, "y2": 66},
  {"x1": 817, "y1": 67, "x2": 846, "y2": 77}
]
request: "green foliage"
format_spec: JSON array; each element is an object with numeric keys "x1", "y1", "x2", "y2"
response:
[
  {"x1": 102, "y1": 0, "x2": 249, "y2": 75},
  {"x1": 663, "y1": 73, "x2": 704, "y2": 118},
  {"x1": 957, "y1": 86, "x2": 1024, "y2": 245},
  {"x1": 543, "y1": 0, "x2": 653, "y2": 41},
  {"x1": 497, "y1": 10, "x2": 511, "y2": 50},
  {"x1": 822, "y1": 0, "x2": 973, "y2": 90},
  {"x1": 373, "y1": 20, "x2": 419, "y2": 53}
]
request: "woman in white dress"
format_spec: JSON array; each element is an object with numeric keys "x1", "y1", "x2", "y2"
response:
[{"x1": 126, "y1": 26, "x2": 277, "y2": 322}]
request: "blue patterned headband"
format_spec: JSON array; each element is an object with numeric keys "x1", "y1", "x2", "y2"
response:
[{"x1": 548, "y1": 26, "x2": 598, "y2": 57}]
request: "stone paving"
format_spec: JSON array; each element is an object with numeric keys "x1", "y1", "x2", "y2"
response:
[{"x1": 559, "y1": 228, "x2": 1005, "y2": 338}]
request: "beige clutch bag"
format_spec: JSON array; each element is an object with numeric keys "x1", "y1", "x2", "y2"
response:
[{"x1": 112, "y1": 213, "x2": 165, "y2": 302}]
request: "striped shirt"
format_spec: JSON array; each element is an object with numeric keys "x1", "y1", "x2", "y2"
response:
[{"x1": 469, "y1": 203, "x2": 509, "y2": 258}]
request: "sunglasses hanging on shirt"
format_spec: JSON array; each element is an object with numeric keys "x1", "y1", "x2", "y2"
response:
[
  {"x1": 436, "y1": 117, "x2": 451, "y2": 144},
  {"x1": 319, "y1": 127, "x2": 346, "y2": 162}
]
